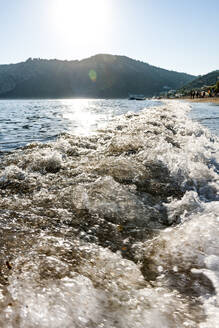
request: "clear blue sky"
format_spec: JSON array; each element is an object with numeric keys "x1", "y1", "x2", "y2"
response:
[{"x1": 0, "y1": 0, "x2": 218, "y2": 75}]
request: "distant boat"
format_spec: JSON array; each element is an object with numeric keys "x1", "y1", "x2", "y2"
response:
[{"x1": 128, "y1": 94, "x2": 145, "y2": 100}]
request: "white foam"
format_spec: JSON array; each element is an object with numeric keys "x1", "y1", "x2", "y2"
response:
[{"x1": 0, "y1": 100, "x2": 218, "y2": 327}]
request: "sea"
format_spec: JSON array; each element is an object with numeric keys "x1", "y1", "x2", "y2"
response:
[{"x1": 0, "y1": 98, "x2": 218, "y2": 328}]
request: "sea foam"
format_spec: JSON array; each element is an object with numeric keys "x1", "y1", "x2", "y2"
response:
[{"x1": 0, "y1": 101, "x2": 218, "y2": 327}]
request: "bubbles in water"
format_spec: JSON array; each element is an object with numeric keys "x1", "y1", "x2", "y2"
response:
[{"x1": 0, "y1": 100, "x2": 218, "y2": 327}]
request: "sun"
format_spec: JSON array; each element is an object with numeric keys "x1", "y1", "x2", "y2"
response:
[{"x1": 52, "y1": 0, "x2": 109, "y2": 46}]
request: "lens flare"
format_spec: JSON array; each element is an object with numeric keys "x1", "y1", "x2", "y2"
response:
[{"x1": 89, "y1": 70, "x2": 97, "y2": 82}]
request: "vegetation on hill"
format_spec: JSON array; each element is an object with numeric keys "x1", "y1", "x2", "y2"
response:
[
  {"x1": 0, "y1": 54, "x2": 195, "y2": 98},
  {"x1": 180, "y1": 70, "x2": 219, "y2": 92},
  {"x1": 215, "y1": 80, "x2": 219, "y2": 93}
]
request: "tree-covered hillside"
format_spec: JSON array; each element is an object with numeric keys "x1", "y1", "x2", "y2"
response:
[
  {"x1": 0, "y1": 54, "x2": 195, "y2": 98},
  {"x1": 181, "y1": 70, "x2": 219, "y2": 91}
]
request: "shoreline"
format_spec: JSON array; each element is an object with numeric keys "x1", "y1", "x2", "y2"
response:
[{"x1": 178, "y1": 97, "x2": 219, "y2": 105}]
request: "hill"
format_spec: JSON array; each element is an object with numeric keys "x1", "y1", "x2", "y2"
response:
[
  {"x1": 181, "y1": 70, "x2": 219, "y2": 91},
  {"x1": 0, "y1": 54, "x2": 195, "y2": 98}
]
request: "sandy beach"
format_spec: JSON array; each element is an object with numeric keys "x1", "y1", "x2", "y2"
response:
[{"x1": 181, "y1": 97, "x2": 219, "y2": 105}]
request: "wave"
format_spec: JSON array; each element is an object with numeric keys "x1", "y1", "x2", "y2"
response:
[{"x1": 0, "y1": 101, "x2": 218, "y2": 327}]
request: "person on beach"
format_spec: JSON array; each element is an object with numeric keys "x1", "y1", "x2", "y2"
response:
[{"x1": 191, "y1": 90, "x2": 195, "y2": 99}]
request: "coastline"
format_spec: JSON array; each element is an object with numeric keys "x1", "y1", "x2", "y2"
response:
[{"x1": 179, "y1": 97, "x2": 219, "y2": 105}]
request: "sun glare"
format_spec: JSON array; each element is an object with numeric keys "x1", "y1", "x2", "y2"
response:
[{"x1": 52, "y1": 0, "x2": 109, "y2": 46}]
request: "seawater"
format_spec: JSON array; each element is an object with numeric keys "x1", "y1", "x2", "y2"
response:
[
  {"x1": 189, "y1": 101, "x2": 219, "y2": 136},
  {"x1": 0, "y1": 99, "x2": 161, "y2": 152},
  {"x1": 0, "y1": 100, "x2": 218, "y2": 327}
]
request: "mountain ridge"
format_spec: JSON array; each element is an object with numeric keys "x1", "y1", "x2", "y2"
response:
[
  {"x1": 0, "y1": 54, "x2": 195, "y2": 98},
  {"x1": 180, "y1": 70, "x2": 219, "y2": 91}
]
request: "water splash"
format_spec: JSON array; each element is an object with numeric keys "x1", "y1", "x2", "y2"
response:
[{"x1": 0, "y1": 101, "x2": 218, "y2": 327}]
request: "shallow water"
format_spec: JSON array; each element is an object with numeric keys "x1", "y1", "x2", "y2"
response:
[
  {"x1": 189, "y1": 101, "x2": 219, "y2": 136},
  {"x1": 0, "y1": 100, "x2": 218, "y2": 327}
]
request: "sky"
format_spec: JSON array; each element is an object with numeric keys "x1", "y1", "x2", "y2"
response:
[{"x1": 0, "y1": 0, "x2": 218, "y2": 75}]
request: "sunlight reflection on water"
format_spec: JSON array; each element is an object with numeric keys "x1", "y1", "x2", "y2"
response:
[{"x1": 0, "y1": 98, "x2": 161, "y2": 152}]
